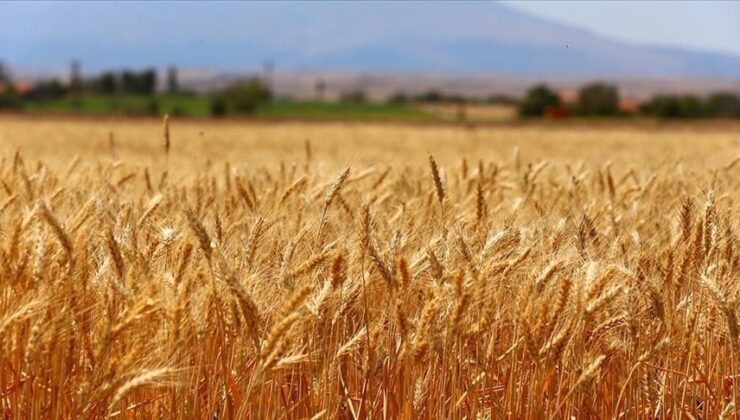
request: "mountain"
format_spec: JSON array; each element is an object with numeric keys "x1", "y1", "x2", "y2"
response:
[{"x1": 1, "y1": 1, "x2": 739, "y2": 78}]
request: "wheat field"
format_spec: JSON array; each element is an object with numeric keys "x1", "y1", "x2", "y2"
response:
[{"x1": 2, "y1": 116, "x2": 740, "y2": 418}]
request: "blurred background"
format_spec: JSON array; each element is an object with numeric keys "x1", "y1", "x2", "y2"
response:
[{"x1": 1, "y1": 0, "x2": 739, "y2": 122}]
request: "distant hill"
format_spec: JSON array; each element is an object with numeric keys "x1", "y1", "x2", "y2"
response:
[{"x1": 2, "y1": 1, "x2": 740, "y2": 78}]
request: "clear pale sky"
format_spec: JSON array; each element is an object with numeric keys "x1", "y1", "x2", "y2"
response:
[{"x1": 502, "y1": 1, "x2": 740, "y2": 56}]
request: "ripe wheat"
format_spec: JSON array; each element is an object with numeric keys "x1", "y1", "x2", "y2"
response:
[{"x1": 1, "y1": 117, "x2": 740, "y2": 418}]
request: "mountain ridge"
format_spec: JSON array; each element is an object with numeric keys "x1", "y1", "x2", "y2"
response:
[{"x1": 1, "y1": 1, "x2": 739, "y2": 78}]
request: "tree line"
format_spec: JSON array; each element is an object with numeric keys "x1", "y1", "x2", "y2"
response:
[
  {"x1": 3, "y1": 60, "x2": 740, "y2": 120},
  {"x1": 0, "y1": 61, "x2": 274, "y2": 116},
  {"x1": 518, "y1": 82, "x2": 740, "y2": 119}
]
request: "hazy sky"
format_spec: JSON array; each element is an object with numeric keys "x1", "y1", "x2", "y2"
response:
[
  {"x1": 503, "y1": 1, "x2": 740, "y2": 56},
  {"x1": 1, "y1": 1, "x2": 739, "y2": 76},
  {"x1": 2, "y1": 1, "x2": 738, "y2": 57}
]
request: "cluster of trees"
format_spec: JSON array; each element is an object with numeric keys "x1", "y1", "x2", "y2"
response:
[
  {"x1": 517, "y1": 85, "x2": 561, "y2": 117},
  {"x1": 519, "y1": 82, "x2": 740, "y2": 119},
  {"x1": 0, "y1": 59, "x2": 274, "y2": 116},
  {"x1": 641, "y1": 93, "x2": 740, "y2": 118},
  {"x1": 518, "y1": 83, "x2": 622, "y2": 117},
  {"x1": 210, "y1": 78, "x2": 272, "y2": 116},
  {"x1": 0, "y1": 65, "x2": 163, "y2": 107},
  {"x1": 0, "y1": 62, "x2": 22, "y2": 109},
  {"x1": 88, "y1": 69, "x2": 158, "y2": 95},
  {"x1": 388, "y1": 90, "x2": 516, "y2": 105}
]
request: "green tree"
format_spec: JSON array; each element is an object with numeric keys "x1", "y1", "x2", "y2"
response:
[
  {"x1": 640, "y1": 95, "x2": 706, "y2": 118},
  {"x1": 96, "y1": 72, "x2": 118, "y2": 94},
  {"x1": 30, "y1": 79, "x2": 68, "y2": 100},
  {"x1": 706, "y1": 93, "x2": 740, "y2": 118},
  {"x1": 210, "y1": 98, "x2": 226, "y2": 117},
  {"x1": 215, "y1": 78, "x2": 272, "y2": 115},
  {"x1": 0, "y1": 62, "x2": 20, "y2": 109},
  {"x1": 0, "y1": 85, "x2": 21, "y2": 109},
  {"x1": 577, "y1": 83, "x2": 619, "y2": 116},
  {"x1": 518, "y1": 84, "x2": 560, "y2": 117},
  {"x1": 146, "y1": 99, "x2": 160, "y2": 116},
  {"x1": 120, "y1": 69, "x2": 156, "y2": 95}
]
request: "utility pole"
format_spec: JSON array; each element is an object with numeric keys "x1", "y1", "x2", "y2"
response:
[
  {"x1": 70, "y1": 60, "x2": 82, "y2": 92},
  {"x1": 315, "y1": 79, "x2": 326, "y2": 101},
  {"x1": 263, "y1": 60, "x2": 274, "y2": 95},
  {"x1": 167, "y1": 66, "x2": 179, "y2": 94}
]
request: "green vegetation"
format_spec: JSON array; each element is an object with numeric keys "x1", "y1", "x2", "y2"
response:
[
  {"x1": 0, "y1": 62, "x2": 21, "y2": 109},
  {"x1": 18, "y1": 94, "x2": 437, "y2": 122},
  {"x1": 576, "y1": 83, "x2": 619, "y2": 116},
  {"x1": 518, "y1": 84, "x2": 561, "y2": 117},
  {"x1": 6, "y1": 58, "x2": 740, "y2": 122},
  {"x1": 389, "y1": 90, "x2": 516, "y2": 105},
  {"x1": 21, "y1": 94, "x2": 212, "y2": 117},
  {"x1": 89, "y1": 69, "x2": 157, "y2": 95},
  {"x1": 641, "y1": 92, "x2": 740, "y2": 118},
  {"x1": 517, "y1": 80, "x2": 740, "y2": 120},
  {"x1": 4, "y1": 64, "x2": 437, "y2": 122},
  {"x1": 518, "y1": 82, "x2": 621, "y2": 118},
  {"x1": 211, "y1": 78, "x2": 272, "y2": 116},
  {"x1": 0, "y1": 88, "x2": 21, "y2": 109}
]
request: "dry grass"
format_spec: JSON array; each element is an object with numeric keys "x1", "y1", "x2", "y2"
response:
[
  {"x1": 421, "y1": 103, "x2": 517, "y2": 123},
  {"x1": 2, "y1": 116, "x2": 740, "y2": 418}
]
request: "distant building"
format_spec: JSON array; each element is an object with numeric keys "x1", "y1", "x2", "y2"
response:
[
  {"x1": 557, "y1": 88, "x2": 641, "y2": 115},
  {"x1": 0, "y1": 80, "x2": 34, "y2": 95},
  {"x1": 618, "y1": 98, "x2": 641, "y2": 114},
  {"x1": 545, "y1": 106, "x2": 569, "y2": 119},
  {"x1": 557, "y1": 89, "x2": 578, "y2": 107}
]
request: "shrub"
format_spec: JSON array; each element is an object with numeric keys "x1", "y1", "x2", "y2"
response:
[
  {"x1": 146, "y1": 99, "x2": 160, "y2": 116},
  {"x1": 576, "y1": 83, "x2": 619, "y2": 116},
  {"x1": 0, "y1": 87, "x2": 21, "y2": 110},
  {"x1": 518, "y1": 84, "x2": 560, "y2": 117},
  {"x1": 641, "y1": 95, "x2": 706, "y2": 118},
  {"x1": 706, "y1": 93, "x2": 740, "y2": 118},
  {"x1": 210, "y1": 98, "x2": 227, "y2": 117},
  {"x1": 214, "y1": 78, "x2": 272, "y2": 115}
]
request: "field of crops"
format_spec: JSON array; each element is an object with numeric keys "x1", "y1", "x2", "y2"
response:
[
  {"x1": 2, "y1": 116, "x2": 740, "y2": 418},
  {"x1": 20, "y1": 96, "x2": 438, "y2": 122}
]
